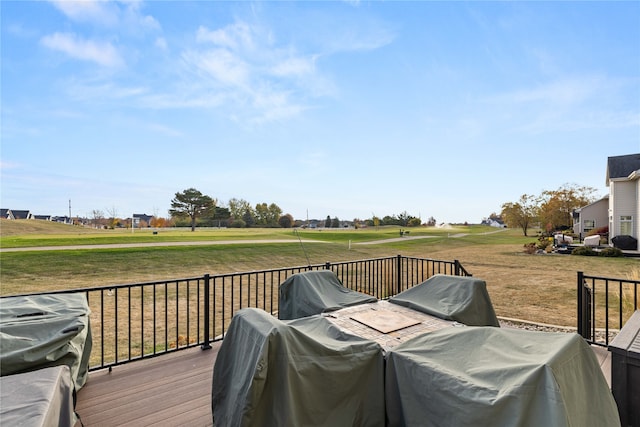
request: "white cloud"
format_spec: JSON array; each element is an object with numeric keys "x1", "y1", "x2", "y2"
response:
[
  {"x1": 183, "y1": 48, "x2": 250, "y2": 87},
  {"x1": 49, "y1": 0, "x2": 120, "y2": 26},
  {"x1": 196, "y1": 22, "x2": 255, "y2": 51},
  {"x1": 40, "y1": 32, "x2": 123, "y2": 68},
  {"x1": 155, "y1": 37, "x2": 168, "y2": 50},
  {"x1": 48, "y1": 0, "x2": 160, "y2": 32},
  {"x1": 503, "y1": 78, "x2": 600, "y2": 106},
  {"x1": 270, "y1": 56, "x2": 316, "y2": 77}
]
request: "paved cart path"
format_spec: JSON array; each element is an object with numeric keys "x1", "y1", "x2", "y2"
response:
[{"x1": 0, "y1": 239, "x2": 319, "y2": 252}]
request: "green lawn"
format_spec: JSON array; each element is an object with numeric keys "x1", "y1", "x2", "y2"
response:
[{"x1": 1, "y1": 219, "x2": 638, "y2": 327}]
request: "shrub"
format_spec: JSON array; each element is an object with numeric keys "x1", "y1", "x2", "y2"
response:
[
  {"x1": 229, "y1": 219, "x2": 246, "y2": 228},
  {"x1": 523, "y1": 242, "x2": 537, "y2": 254},
  {"x1": 536, "y1": 236, "x2": 553, "y2": 251},
  {"x1": 599, "y1": 247, "x2": 623, "y2": 257},
  {"x1": 587, "y1": 226, "x2": 609, "y2": 240},
  {"x1": 571, "y1": 246, "x2": 597, "y2": 256}
]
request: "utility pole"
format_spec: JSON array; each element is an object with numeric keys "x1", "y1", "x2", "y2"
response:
[{"x1": 68, "y1": 200, "x2": 71, "y2": 223}]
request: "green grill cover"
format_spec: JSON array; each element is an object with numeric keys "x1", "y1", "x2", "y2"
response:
[
  {"x1": 389, "y1": 274, "x2": 500, "y2": 326},
  {"x1": 385, "y1": 327, "x2": 620, "y2": 427},
  {"x1": 0, "y1": 294, "x2": 92, "y2": 390},
  {"x1": 212, "y1": 308, "x2": 385, "y2": 427},
  {"x1": 278, "y1": 270, "x2": 377, "y2": 320}
]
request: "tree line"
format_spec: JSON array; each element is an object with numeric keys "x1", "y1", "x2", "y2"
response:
[
  {"x1": 169, "y1": 188, "x2": 433, "y2": 231},
  {"x1": 499, "y1": 183, "x2": 597, "y2": 236}
]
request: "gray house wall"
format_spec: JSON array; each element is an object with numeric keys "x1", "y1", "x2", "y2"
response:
[{"x1": 573, "y1": 197, "x2": 608, "y2": 239}]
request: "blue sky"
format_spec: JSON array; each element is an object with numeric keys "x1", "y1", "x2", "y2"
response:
[{"x1": 2, "y1": 1, "x2": 639, "y2": 224}]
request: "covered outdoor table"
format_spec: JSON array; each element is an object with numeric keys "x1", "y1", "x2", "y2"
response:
[
  {"x1": 0, "y1": 365, "x2": 76, "y2": 427},
  {"x1": 212, "y1": 308, "x2": 385, "y2": 427},
  {"x1": 385, "y1": 326, "x2": 620, "y2": 427},
  {"x1": 389, "y1": 274, "x2": 500, "y2": 326},
  {"x1": 0, "y1": 293, "x2": 92, "y2": 390},
  {"x1": 278, "y1": 270, "x2": 377, "y2": 320}
]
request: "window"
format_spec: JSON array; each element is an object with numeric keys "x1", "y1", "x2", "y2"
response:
[
  {"x1": 620, "y1": 215, "x2": 633, "y2": 235},
  {"x1": 584, "y1": 220, "x2": 595, "y2": 231}
]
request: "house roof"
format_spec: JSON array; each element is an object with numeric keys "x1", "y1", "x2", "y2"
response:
[
  {"x1": 606, "y1": 153, "x2": 640, "y2": 184},
  {"x1": 10, "y1": 210, "x2": 31, "y2": 219}
]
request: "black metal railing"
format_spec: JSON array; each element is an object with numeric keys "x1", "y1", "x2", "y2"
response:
[
  {"x1": 2, "y1": 255, "x2": 468, "y2": 371},
  {"x1": 577, "y1": 271, "x2": 640, "y2": 346}
]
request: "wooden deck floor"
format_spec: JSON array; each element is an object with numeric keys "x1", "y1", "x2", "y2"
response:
[
  {"x1": 74, "y1": 341, "x2": 612, "y2": 427},
  {"x1": 75, "y1": 343, "x2": 221, "y2": 427}
]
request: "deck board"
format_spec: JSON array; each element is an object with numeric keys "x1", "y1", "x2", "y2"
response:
[
  {"x1": 75, "y1": 338, "x2": 613, "y2": 427},
  {"x1": 75, "y1": 343, "x2": 220, "y2": 427}
]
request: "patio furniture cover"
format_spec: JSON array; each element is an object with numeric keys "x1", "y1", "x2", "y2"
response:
[
  {"x1": 278, "y1": 270, "x2": 377, "y2": 320},
  {"x1": 0, "y1": 293, "x2": 92, "y2": 390},
  {"x1": 212, "y1": 308, "x2": 385, "y2": 427},
  {"x1": 388, "y1": 274, "x2": 500, "y2": 326},
  {"x1": 0, "y1": 365, "x2": 76, "y2": 427},
  {"x1": 385, "y1": 327, "x2": 621, "y2": 427}
]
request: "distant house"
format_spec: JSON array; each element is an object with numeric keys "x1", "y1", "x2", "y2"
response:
[
  {"x1": 33, "y1": 215, "x2": 53, "y2": 221},
  {"x1": 572, "y1": 196, "x2": 608, "y2": 239},
  {"x1": 1, "y1": 209, "x2": 13, "y2": 220},
  {"x1": 10, "y1": 210, "x2": 33, "y2": 220},
  {"x1": 133, "y1": 213, "x2": 154, "y2": 228},
  {"x1": 482, "y1": 218, "x2": 506, "y2": 228},
  {"x1": 52, "y1": 216, "x2": 73, "y2": 224},
  {"x1": 606, "y1": 153, "x2": 640, "y2": 251}
]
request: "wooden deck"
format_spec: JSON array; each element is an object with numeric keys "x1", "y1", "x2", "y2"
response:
[
  {"x1": 74, "y1": 343, "x2": 221, "y2": 427},
  {"x1": 74, "y1": 341, "x2": 612, "y2": 427}
]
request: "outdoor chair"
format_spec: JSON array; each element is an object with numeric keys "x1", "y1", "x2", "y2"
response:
[
  {"x1": 278, "y1": 270, "x2": 377, "y2": 320},
  {"x1": 212, "y1": 308, "x2": 385, "y2": 427}
]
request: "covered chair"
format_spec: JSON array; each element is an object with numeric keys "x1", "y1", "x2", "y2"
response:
[
  {"x1": 385, "y1": 327, "x2": 620, "y2": 427},
  {"x1": 388, "y1": 274, "x2": 499, "y2": 326},
  {"x1": 0, "y1": 293, "x2": 92, "y2": 390},
  {"x1": 278, "y1": 270, "x2": 377, "y2": 320},
  {"x1": 212, "y1": 308, "x2": 385, "y2": 427}
]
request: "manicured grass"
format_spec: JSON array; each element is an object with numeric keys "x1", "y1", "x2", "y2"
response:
[{"x1": 1, "y1": 220, "x2": 638, "y2": 327}]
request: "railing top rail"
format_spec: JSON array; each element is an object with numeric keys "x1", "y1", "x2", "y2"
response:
[{"x1": 580, "y1": 273, "x2": 639, "y2": 284}]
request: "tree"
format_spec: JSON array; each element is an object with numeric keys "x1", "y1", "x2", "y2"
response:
[
  {"x1": 331, "y1": 217, "x2": 340, "y2": 228},
  {"x1": 254, "y1": 203, "x2": 282, "y2": 227},
  {"x1": 105, "y1": 206, "x2": 120, "y2": 229},
  {"x1": 169, "y1": 188, "x2": 216, "y2": 231},
  {"x1": 91, "y1": 209, "x2": 105, "y2": 228},
  {"x1": 408, "y1": 217, "x2": 422, "y2": 227},
  {"x1": 538, "y1": 183, "x2": 597, "y2": 230},
  {"x1": 278, "y1": 214, "x2": 294, "y2": 228},
  {"x1": 325, "y1": 215, "x2": 331, "y2": 228},
  {"x1": 501, "y1": 194, "x2": 538, "y2": 236},
  {"x1": 228, "y1": 198, "x2": 251, "y2": 220}
]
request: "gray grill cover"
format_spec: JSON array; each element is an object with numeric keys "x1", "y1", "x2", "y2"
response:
[
  {"x1": 278, "y1": 270, "x2": 377, "y2": 320},
  {"x1": 385, "y1": 327, "x2": 620, "y2": 427},
  {"x1": 0, "y1": 294, "x2": 92, "y2": 390},
  {"x1": 212, "y1": 308, "x2": 385, "y2": 427},
  {"x1": 389, "y1": 274, "x2": 500, "y2": 326},
  {"x1": 0, "y1": 365, "x2": 76, "y2": 427}
]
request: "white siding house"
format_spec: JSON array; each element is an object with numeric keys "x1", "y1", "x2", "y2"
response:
[
  {"x1": 572, "y1": 196, "x2": 608, "y2": 239},
  {"x1": 606, "y1": 154, "x2": 640, "y2": 251}
]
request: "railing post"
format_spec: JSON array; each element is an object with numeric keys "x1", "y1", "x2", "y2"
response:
[
  {"x1": 201, "y1": 274, "x2": 212, "y2": 350},
  {"x1": 454, "y1": 259, "x2": 461, "y2": 276},
  {"x1": 577, "y1": 271, "x2": 584, "y2": 337},
  {"x1": 577, "y1": 271, "x2": 592, "y2": 341},
  {"x1": 396, "y1": 255, "x2": 402, "y2": 296}
]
